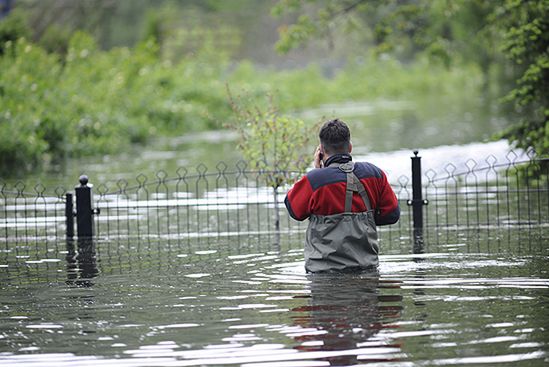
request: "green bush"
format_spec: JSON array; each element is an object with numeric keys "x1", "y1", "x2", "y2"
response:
[
  {"x1": 0, "y1": 24, "x2": 485, "y2": 176},
  {"x1": 0, "y1": 9, "x2": 30, "y2": 54},
  {"x1": 0, "y1": 32, "x2": 236, "y2": 175}
]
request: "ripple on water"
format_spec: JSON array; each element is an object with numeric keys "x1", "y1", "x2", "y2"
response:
[{"x1": 0, "y1": 240, "x2": 548, "y2": 366}]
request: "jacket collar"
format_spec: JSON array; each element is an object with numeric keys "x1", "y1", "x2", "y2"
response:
[{"x1": 324, "y1": 153, "x2": 352, "y2": 167}]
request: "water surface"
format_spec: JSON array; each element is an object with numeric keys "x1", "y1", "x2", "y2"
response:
[
  {"x1": 6, "y1": 95, "x2": 511, "y2": 188},
  {"x1": 1, "y1": 234, "x2": 547, "y2": 366},
  {"x1": 2, "y1": 94, "x2": 546, "y2": 366}
]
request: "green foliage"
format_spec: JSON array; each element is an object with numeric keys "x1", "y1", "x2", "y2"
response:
[
  {"x1": 38, "y1": 24, "x2": 72, "y2": 55},
  {"x1": 273, "y1": 0, "x2": 549, "y2": 158},
  {"x1": 273, "y1": 0, "x2": 436, "y2": 59},
  {"x1": 272, "y1": 0, "x2": 502, "y2": 69},
  {"x1": 275, "y1": 14, "x2": 317, "y2": 54},
  {"x1": 497, "y1": 0, "x2": 549, "y2": 157},
  {"x1": 0, "y1": 8, "x2": 490, "y2": 177},
  {"x1": 0, "y1": 32, "x2": 233, "y2": 175},
  {"x1": 227, "y1": 89, "x2": 319, "y2": 189},
  {"x1": 0, "y1": 38, "x2": 62, "y2": 171},
  {"x1": 229, "y1": 54, "x2": 482, "y2": 111},
  {"x1": 0, "y1": 26, "x2": 483, "y2": 176},
  {"x1": 142, "y1": 9, "x2": 165, "y2": 45},
  {"x1": 0, "y1": 9, "x2": 30, "y2": 54}
]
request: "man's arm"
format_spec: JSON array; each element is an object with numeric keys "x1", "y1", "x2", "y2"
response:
[
  {"x1": 375, "y1": 171, "x2": 400, "y2": 225},
  {"x1": 284, "y1": 175, "x2": 313, "y2": 221}
]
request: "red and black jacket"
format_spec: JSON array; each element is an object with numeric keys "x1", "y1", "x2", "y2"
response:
[{"x1": 285, "y1": 154, "x2": 400, "y2": 225}]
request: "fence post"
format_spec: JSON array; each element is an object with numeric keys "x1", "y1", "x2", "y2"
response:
[
  {"x1": 75, "y1": 175, "x2": 94, "y2": 238},
  {"x1": 65, "y1": 193, "x2": 74, "y2": 240},
  {"x1": 410, "y1": 150, "x2": 427, "y2": 251}
]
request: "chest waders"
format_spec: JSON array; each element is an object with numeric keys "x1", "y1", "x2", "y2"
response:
[{"x1": 305, "y1": 162, "x2": 379, "y2": 273}]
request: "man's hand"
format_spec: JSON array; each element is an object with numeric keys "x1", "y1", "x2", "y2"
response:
[{"x1": 314, "y1": 145, "x2": 323, "y2": 169}]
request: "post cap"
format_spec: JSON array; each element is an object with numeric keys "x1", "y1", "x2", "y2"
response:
[
  {"x1": 79, "y1": 175, "x2": 89, "y2": 186},
  {"x1": 413, "y1": 150, "x2": 419, "y2": 157}
]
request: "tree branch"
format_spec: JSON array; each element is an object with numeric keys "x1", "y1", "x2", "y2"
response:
[{"x1": 335, "y1": 0, "x2": 369, "y2": 18}]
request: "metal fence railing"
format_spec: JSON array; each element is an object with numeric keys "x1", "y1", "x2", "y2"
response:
[
  {"x1": 422, "y1": 153, "x2": 548, "y2": 246},
  {"x1": 1, "y1": 151, "x2": 548, "y2": 250}
]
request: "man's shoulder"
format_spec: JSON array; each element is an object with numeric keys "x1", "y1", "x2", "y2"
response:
[
  {"x1": 354, "y1": 161, "x2": 383, "y2": 179},
  {"x1": 305, "y1": 166, "x2": 346, "y2": 191}
]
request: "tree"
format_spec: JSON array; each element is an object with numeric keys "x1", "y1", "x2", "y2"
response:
[
  {"x1": 496, "y1": 0, "x2": 548, "y2": 158},
  {"x1": 227, "y1": 87, "x2": 319, "y2": 237},
  {"x1": 272, "y1": 0, "x2": 548, "y2": 158}
]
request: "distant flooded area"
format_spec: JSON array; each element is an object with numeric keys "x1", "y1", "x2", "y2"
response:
[{"x1": 13, "y1": 95, "x2": 512, "y2": 188}]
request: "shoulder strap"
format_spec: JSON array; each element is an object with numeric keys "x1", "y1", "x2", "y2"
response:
[{"x1": 339, "y1": 162, "x2": 372, "y2": 212}]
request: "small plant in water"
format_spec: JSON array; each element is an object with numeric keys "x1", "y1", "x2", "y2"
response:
[{"x1": 226, "y1": 86, "x2": 319, "y2": 235}]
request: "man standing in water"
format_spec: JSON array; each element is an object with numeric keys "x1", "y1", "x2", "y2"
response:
[{"x1": 284, "y1": 119, "x2": 400, "y2": 272}]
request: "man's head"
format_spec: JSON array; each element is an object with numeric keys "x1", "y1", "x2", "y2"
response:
[{"x1": 319, "y1": 119, "x2": 352, "y2": 157}]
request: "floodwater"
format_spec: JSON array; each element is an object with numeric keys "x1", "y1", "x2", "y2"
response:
[
  {"x1": 2, "y1": 98, "x2": 547, "y2": 365},
  {"x1": 7, "y1": 95, "x2": 510, "y2": 188},
  {"x1": 0, "y1": 235, "x2": 548, "y2": 366}
]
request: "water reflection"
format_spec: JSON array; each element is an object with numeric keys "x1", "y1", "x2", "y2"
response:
[
  {"x1": 65, "y1": 238, "x2": 99, "y2": 287},
  {"x1": 290, "y1": 271, "x2": 405, "y2": 365},
  {"x1": 0, "y1": 234, "x2": 548, "y2": 366}
]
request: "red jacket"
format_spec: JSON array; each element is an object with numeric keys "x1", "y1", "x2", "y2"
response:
[{"x1": 285, "y1": 154, "x2": 400, "y2": 224}]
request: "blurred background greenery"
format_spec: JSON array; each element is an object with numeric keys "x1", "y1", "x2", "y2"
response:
[{"x1": 0, "y1": 0, "x2": 546, "y2": 178}]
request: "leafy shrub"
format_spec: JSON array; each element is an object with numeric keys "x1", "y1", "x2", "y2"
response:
[
  {"x1": 227, "y1": 89, "x2": 319, "y2": 188},
  {"x1": 0, "y1": 9, "x2": 29, "y2": 54},
  {"x1": 0, "y1": 25, "x2": 485, "y2": 176},
  {"x1": 0, "y1": 33, "x2": 235, "y2": 175}
]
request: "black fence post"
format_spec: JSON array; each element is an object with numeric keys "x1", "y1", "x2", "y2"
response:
[
  {"x1": 65, "y1": 193, "x2": 74, "y2": 240},
  {"x1": 409, "y1": 150, "x2": 427, "y2": 252},
  {"x1": 74, "y1": 175, "x2": 97, "y2": 282},
  {"x1": 75, "y1": 175, "x2": 94, "y2": 238}
]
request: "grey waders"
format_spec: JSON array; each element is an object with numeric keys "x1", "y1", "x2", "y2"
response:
[{"x1": 305, "y1": 162, "x2": 379, "y2": 273}]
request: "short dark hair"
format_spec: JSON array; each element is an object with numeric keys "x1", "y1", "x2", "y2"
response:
[{"x1": 319, "y1": 119, "x2": 351, "y2": 155}]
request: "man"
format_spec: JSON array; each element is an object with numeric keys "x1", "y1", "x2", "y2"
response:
[{"x1": 285, "y1": 119, "x2": 400, "y2": 272}]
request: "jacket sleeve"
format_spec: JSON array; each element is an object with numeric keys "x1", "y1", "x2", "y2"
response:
[
  {"x1": 284, "y1": 175, "x2": 313, "y2": 221},
  {"x1": 375, "y1": 170, "x2": 400, "y2": 225}
]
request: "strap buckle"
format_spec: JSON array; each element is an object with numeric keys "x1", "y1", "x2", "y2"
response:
[{"x1": 338, "y1": 162, "x2": 354, "y2": 173}]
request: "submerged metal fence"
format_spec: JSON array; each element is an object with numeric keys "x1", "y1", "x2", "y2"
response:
[
  {"x1": 421, "y1": 151, "x2": 548, "y2": 245},
  {"x1": 1, "y1": 151, "x2": 548, "y2": 249}
]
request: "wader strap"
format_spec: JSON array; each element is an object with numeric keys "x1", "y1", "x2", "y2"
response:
[
  {"x1": 338, "y1": 162, "x2": 372, "y2": 212},
  {"x1": 345, "y1": 172, "x2": 372, "y2": 212}
]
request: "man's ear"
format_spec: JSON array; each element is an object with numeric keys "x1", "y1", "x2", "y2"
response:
[
  {"x1": 320, "y1": 144, "x2": 325, "y2": 155},
  {"x1": 349, "y1": 142, "x2": 353, "y2": 154}
]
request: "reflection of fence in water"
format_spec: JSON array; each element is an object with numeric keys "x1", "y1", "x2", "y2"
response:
[
  {"x1": 0, "y1": 153, "x2": 547, "y2": 246},
  {"x1": 1, "y1": 229, "x2": 545, "y2": 287}
]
